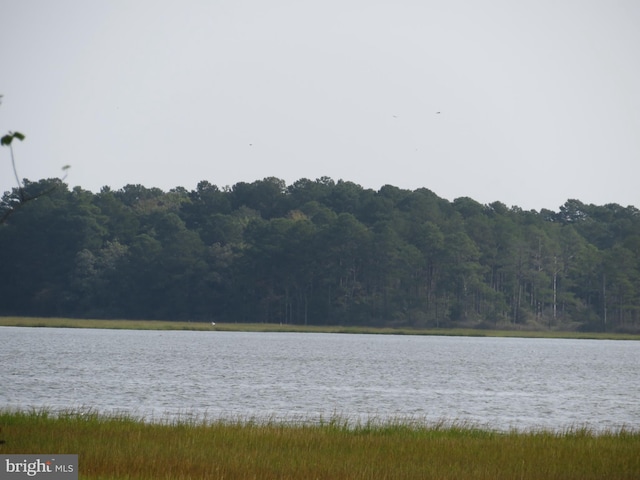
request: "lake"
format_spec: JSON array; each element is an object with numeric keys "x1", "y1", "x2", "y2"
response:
[{"x1": 2, "y1": 327, "x2": 639, "y2": 432}]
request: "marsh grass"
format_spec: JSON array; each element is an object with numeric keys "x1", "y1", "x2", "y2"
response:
[
  {"x1": 0, "y1": 317, "x2": 215, "y2": 331},
  {"x1": 1, "y1": 409, "x2": 638, "y2": 479},
  {"x1": 2, "y1": 316, "x2": 639, "y2": 340}
]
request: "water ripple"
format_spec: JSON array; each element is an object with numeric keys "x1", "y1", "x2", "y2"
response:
[{"x1": 1, "y1": 327, "x2": 639, "y2": 432}]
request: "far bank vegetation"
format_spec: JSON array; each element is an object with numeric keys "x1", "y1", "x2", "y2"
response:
[{"x1": 1, "y1": 177, "x2": 639, "y2": 332}]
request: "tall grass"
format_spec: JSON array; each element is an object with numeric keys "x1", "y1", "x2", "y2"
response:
[{"x1": 1, "y1": 409, "x2": 638, "y2": 479}]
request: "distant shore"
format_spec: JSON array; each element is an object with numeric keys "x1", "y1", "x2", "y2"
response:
[{"x1": 1, "y1": 316, "x2": 639, "y2": 340}]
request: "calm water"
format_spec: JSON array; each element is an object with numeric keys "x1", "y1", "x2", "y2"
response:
[{"x1": 1, "y1": 327, "x2": 639, "y2": 431}]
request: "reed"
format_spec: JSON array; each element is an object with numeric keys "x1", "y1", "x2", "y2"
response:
[
  {"x1": 1, "y1": 409, "x2": 638, "y2": 479},
  {"x1": 2, "y1": 316, "x2": 640, "y2": 340}
]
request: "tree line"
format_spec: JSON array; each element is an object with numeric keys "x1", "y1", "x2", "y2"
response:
[{"x1": 1, "y1": 176, "x2": 639, "y2": 332}]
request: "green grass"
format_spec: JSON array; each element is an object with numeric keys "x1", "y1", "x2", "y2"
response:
[
  {"x1": 1, "y1": 409, "x2": 638, "y2": 479},
  {"x1": 0, "y1": 316, "x2": 215, "y2": 331},
  {"x1": 1, "y1": 316, "x2": 639, "y2": 340}
]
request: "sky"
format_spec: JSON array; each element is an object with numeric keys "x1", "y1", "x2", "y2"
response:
[{"x1": 1, "y1": 0, "x2": 639, "y2": 211}]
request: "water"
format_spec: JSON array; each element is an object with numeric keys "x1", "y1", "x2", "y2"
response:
[{"x1": 1, "y1": 327, "x2": 639, "y2": 431}]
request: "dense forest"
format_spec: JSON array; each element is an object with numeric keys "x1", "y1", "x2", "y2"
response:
[{"x1": 1, "y1": 177, "x2": 639, "y2": 332}]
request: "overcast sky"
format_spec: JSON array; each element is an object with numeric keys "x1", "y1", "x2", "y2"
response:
[{"x1": 1, "y1": 0, "x2": 639, "y2": 211}]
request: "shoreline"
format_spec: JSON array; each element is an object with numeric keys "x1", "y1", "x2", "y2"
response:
[
  {"x1": 1, "y1": 406, "x2": 636, "y2": 435},
  {"x1": 1, "y1": 316, "x2": 639, "y2": 340}
]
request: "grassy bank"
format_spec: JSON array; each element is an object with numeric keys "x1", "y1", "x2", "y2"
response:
[
  {"x1": 1, "y1": 316, "x2": 640, "y2": 340},
  {"x1": 0, "y1": 316, "x2": 215, "y2": 331},
  {"x1": 1, "y1": 409, "x2": 638, "y2": 480}
]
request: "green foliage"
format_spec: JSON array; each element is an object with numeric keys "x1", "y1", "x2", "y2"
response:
[
  {"x1": 1, "y1": 124, "x2": 70, "y2": 224},
  {"x1": 1, "y1": 177, "x2": 639, "y2": 331},
  {"x1": 1, "y1": 131, "x2": 25, "y2": 145}
]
